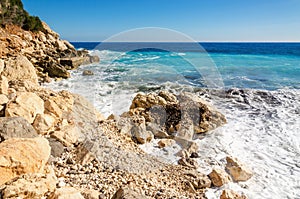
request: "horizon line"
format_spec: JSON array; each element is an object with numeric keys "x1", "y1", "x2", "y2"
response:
[{"x1": 69, "y1": 41, "x2": 300, "y2": 43}]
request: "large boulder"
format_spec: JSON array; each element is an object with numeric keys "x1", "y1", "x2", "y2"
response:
[
  {"x1": 0, "y1": 117, "x2": 37, "y2": 143},
  {"x1": 225, "y1": 156, "x2": 253, "y2": 182},
  {"x1": 5, "y1": 92, "x2": 44, "y2": 123},
  {"x1": 2, "y1": 56, "x2": 38, "y2": 85},
  {"x1": 43, "y1": 61, "x2": 70, "y2": 79},
  {"x1": 59, "y1": 57, "x2": 89, "y2": 70},
  {"x1": 0, "y1": 137, "x2": 51, "y2": 185}
]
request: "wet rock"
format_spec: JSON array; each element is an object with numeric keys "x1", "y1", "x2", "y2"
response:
[
  {"x1": 44, "y1": 61, "x2": 70, "y2": 79},
  {"x1": 82, "y1": 70, "x2": 94, "y2": 76},
  {"x1": 0, "y1": 137, "x2": 50, "y2": 185},
  {"x1": 220, "y1": 189, "x2": 248, "y2": 199},
  {"x1": 60, "y1": 57, "x2": 89, "y2": 70},
  {"x1": 49, "y1": 187, "x2": 84, "y2": 199},
  {"x1": 2, "y1": 56, "x2": 38, "y2": 85},
  {"x1": 158, "y1": 139, "x2": 176, "y2": 148},
  {"x1": 226, "y1": 156, "x2": 253, "y2": 182},
  {"x1": 0, "y1": 117, "x2": 37, "y2": 143},
  {"x1": 208, "y1": 168, "x2": 231, "y2": 187},
  {"x1": 5, "y1": 92, "x2": 44, "y2": 123}
]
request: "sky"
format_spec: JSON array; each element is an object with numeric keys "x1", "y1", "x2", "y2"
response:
[{"x1": 22, "y1": 0, "x2": 300, "y2": 42}]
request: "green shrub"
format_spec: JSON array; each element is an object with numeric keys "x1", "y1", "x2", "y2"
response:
[{"x1": 22, "y1": 15, "x2": 44, "y2": 32}]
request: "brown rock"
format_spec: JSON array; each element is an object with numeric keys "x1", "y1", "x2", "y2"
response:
[
  {"x1": 5, "y1": 92, "x2": 44, "y2": 123},
  {"x1": 220, "y1": 189, "x2": 248, "y2": 199},
  {"x1": 49, "y1": 187, "x2": 84, "y2": 199},
  {"x1": 0, "y1": 94, "x2": 9, "y2": 105},
  {"x1": 2, "y1": 56, "x2": 38, "y2": 85},
  {"x1": 184, "y1": 170, "x2": 212, "y2": 189},
  {"x1": 82, "y1": 70, "x2": 94, "y2": 76},
  {"x1": 44, "y1": 99, "x2": 63, "y2": 118},
  {"x1": 112, "y1": 186, "x2": 150, "y2": 199},
  {"x1": 226, "y1": 156, "x2": 253, "y2": 182},
  {"x1": 59, "y1": 57, "x2": 89, "y2": 69},
  {"x1": 80, "y1": 189, "x2": 100, "y2": 199},
  {"x1": 0, "y1": 166, "x2": 57, "y2": 199},
  {"x1": 33, "y1": 113, "x2": 56, "y2": 135},
  {"x1": 0, "y1": 76, "x2": 8, "y2": 95},
  {"x1": 51, "y1": 125, "x2": 82, "y2": 146},
  {"x1": 44, "y1": 62, "x2": 70, "y2": 79},
  {"x1": 0, "y1": 137, "x2": 51, "y2": 185},
  {"x1": 208, "y1": 168, "x2": 231, "y2": 187},
  {"x1": 132, "y1": 126, "x2": 153, "y2": 144},
  {"x1": 158, "y1": 139, "x2": 176, "y2": 148}
]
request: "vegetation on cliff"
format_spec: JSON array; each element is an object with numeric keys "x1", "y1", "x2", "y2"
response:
[{"x1": 0, "y1": 0, "x2": 44, "y2": 32}]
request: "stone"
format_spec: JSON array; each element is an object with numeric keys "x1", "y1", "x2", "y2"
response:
[
  {"x1": 132, "y1": 126, "x2": 153, "y2": 144},
  {"x1": 80, "y1": 189, "x2": 100, "y2": 199},
  {"x1": 0, "y1": 117, "x2": 37, "y2": 143},
  {"x1": 33, "y1": 113, "x2": 56, "y2": 135},
  {"x1": 0, "y1": 166, "x2": 57, "y2": 199},
  {"x1": 42, "y1": 22, "x2": 59, "y2": 39},
  {"x1": 87, "y1": 54, "x2": 100, "y2": 63},
  {"x1": 146, "y1": 122, "x2": 169, "y2": 138},
  {"x1": 5, "y1": 92, "x2": 44, "y2": 123},
  {"x1": 47, "y1": 138, "x2": 65, "y2": 157},
  {"x1": 112, "y1": 186, "x2": 149, "y2": 199},
  {"x1": 44, "y1": 62, "x2": 70, "y2": 79},
  {"x1": 184, "y1": 170, "x2": 211, "y2": 189},
  {"x1": 0, "y1": 76, "x2": 8, "y2": 95},
  {"x1": 178, "y1": 157, "x2": 198, "y2": 169},
  {"x1": 0, "y1": 59, "x2": 4, "y2": 73},
  {"x1": 44, "y1": 99, "x2": 63, "y2": 118},
  {"x1": 208, "y1": 168, "x2": 231, "y2": 187},
  {"x1": 0, "y1": 137, "x2": 51, "y2": 185},
  {"x1": 0, "y1": 94, "x2": 9, "y2": 105},
  {"x1": 226, "y1": 156, "x2": 253, "y2": 182},
  {"x1": 49, "y1": 187, "x2": 84, "y2": 199},
  {"x1": 55, "y1": 39, "x2": 68, "y2": 51},
  {"x1": 158, "y1": 139, "x2": 176, "y2": 148},
  {"x1": 2, "y1": 56, "x2": 38, "y2": 85},
  {"x1": 220, "y1": 189, "x2": 248, "y2": 199},
  {"x1": 117, "y1": 117, "x2": 133, "y2": 135},
  {"x1": 51, "y1": 125, "x2": 82, "y2": 146},
  {"x1": 59, "y1": 57, "x2": 89, "y2": 69},
  {"x1": 82, "y1": 70, "x2": 94, "y2": 76}
]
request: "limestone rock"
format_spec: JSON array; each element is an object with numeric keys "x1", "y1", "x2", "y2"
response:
[
  {"x1": 33, "y1": 113, "x2": 56, "y2": 135},
  {"x1": 0, "y1": 76, "x2": 8, "y2": 95},
  {"x1": 0, "y1": 117, "x2": 37, "y2": 143},
  {"x1": 47, "y1": 138, "x2": 65, "y2": 157},
  {"x1": 55, "y1": 39, "x2": 68, "y2": 51},
  {"x1": 49, "y1": 187, "x2": 85, "y2": 199},
  {"x1": 0, "y1": 137, "x2": 51, "y2": 185},
  {"x1": 2, "y1": 56, "x2": 38, "y2": 85},
  {"x1": 146, "y1": 122, "x2": 169, "y2": 138},
  {"x1": 51, "y1": 125, "x2": 82, "y2": 146},
  {"x1": 80, "y1": 189, "x2": 100, "y2": 199},
  {"x1": 220, "y1": 189, "x2": 248, "y2": 199},
  {"x1": 5, "y1": 92, "x2": 44, "y2": 123},
  {"x1": 208, "y1": 168, "x2": 231, "y2": 187},
  {"x1": 0, "y1": 166, "x2": 57, "y2": 199},
  {"x1": 158, "y1": 139, "x2": 176, "y2": 148},
  {"x1": 226, "y1": 156, "x2": 253, "y2": 182}
]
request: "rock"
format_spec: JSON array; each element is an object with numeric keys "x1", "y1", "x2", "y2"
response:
[
  {"x1": 0, "y1": 59, "x2": 4, "y2": 73},
  {"x1": 59, "y1": 57, "x2": 89, "y2": 70},
  {"x1": 208, "y1": 168, "x2": 231, "y2": 187},
  {"x1": 44, "y1": 99, "x2": 63, "y2": 118},
  {"x1": 44, "y1": 62, "x2": 70, "y2": 79},
  {"x1": 0, "y1": 166, "x2": 57, "y2": 199},
  {"x1": 0, "y1": 94, "x2": 8, "y2": 105},
  {"x1": 55, "y1": 39, "x2": 68, "y2": 51},
  {"x1": 0, "y1": 137, "x2": 51, "y2": 185},
  {"x1": 146, "y1": 122, "x2": 169, "y2": 138},
  {"x1": 220, "y1": 189, "x2": 248, "y2": 199},
  {"x1": 82, "y1": 70, "x2": 94, "y2": 76},
  {"x1": 226, "y1": 156, "x2": 253, "y2": 182},
  {"x1": 112, "y1": 186, "x2": 149, "y2": 199},
  {"x1": 0, "y1": 76, "x2": 8, "y2": 95},
  {"x1": 5, "y1": 92, "x2": 44, "y2": 123},
  {"x1": 42, "y1": 22, "x2": 60, "y2": 39},
  {"x1": 80, "y1": 189, "x2": 100, "y2": 199},
  {"x1": 117, "y1": 117, "x2": 133, "y2": 135},
  {"x1": 51, "y1": 125, "x2": 82, "y2": 146},
  {"x1": 184, "y1": 170, "x2": 211, "y2": 189},
  {"x1": 178, "y1": 157, "x2": 198, "y2": 169},
  {"x1": 87, "y1": 54, "x2": 100, "y2": 63},
  {"x1": 49, "y1": 187, "x2": 84, "y2": 199},
  {"x1": 158, "y1": 139, "x2": 176, "y2": 148},
  {"x1": 0, "y1": 117, "x2": 37, "y2": 143},
  {"x1": 132, "y1": 126, "x2": 153, "y2": 144},
  {"x1": 2, "y1": 56, "x2": 38, "y2": 85},
  {"x1": 33, "y1": 113, "x2": 56, "y2": 135}
]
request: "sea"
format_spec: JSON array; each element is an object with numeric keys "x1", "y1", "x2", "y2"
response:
[{"x1": 45, "y1": 42, "x2": 300, "y2": 199}]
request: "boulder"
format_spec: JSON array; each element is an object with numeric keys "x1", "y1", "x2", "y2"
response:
[
  {"x1": 51, "y1": 125, "x2": 82, "y2": 146},
  {"x1": 158, "y1": 139, "x2": 176, "y2": 148},
  {"x1": 0, "y1": 166, "x2": 57, "y2": 199},
  {"x1": 42, "y1": 22, "x2": 59, "y2": 39},
  {"x1": 131, "y1": 125, "x2": 153, "y2": 144},
  {"x1": 0, "y1": 117, "x2": 37, "y2": 143},
  {"x1": 5, "y1": 92, "x2": 44, "y2": 123},
  {"x1": 44, "y1": 99, "x2": 63, "y2": 118},
  {"x1": 208, "y1": 168, "x2": 231, "y2": 187},
  {"x1": 59, "y1": 57, "x2": 89, "y2": 70},
  {"x1": 32, "y1": 113, "x2": 56, "y2": 135},
  {"x1": 0, "y1": 137, "x2": 51, "y2": 185},
  {"x1": 184, "y1": 170, "x2": 211, "y2": 189},
  {"x1": 2, "y1": 56, "x2": 38, "y2": 85},
  {"x1": 47, "y1": 138, "x2": 65, "y2": 157},
  {"x1": 55, "y1": 39, "x2": 68, "y2": 51},
  {"x1": 80, "y1": 189, "x2": 100, "y2": 199},
  {"x1": 220, "y1": 189, "x2": 248, "y2": 199},
  {"x1": 0, "y1": 75, "x2": 8, "y2": 95},
  {"x1": 225, "y1": 156, "x2": 253, "y2": 182},
  {"x1": 82, "y1": 70, "x2": 94, "y2": 76},
  {"x1": 49, "y1": 187, "x2": 84, "y2": 199},
  {"x1": 44, "y1": 62, "x2": 70, "y2": 79}
]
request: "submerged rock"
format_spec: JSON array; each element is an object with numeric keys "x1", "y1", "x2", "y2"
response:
[{"x1": 82, "y1": 70, "x2": 94, "y2": 76}]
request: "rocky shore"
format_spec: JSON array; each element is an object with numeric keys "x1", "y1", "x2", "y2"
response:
[{"x1": 0, "y1": 1, "x2": 253, "y2": 198}]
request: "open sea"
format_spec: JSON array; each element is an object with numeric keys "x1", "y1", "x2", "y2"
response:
[{"x1": 46, "y1": 42, "x2": 300, "y2": 199}]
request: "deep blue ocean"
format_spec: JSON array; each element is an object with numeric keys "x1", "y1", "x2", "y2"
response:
[{"x1": 71, "y1": 42, "x2": 300, "y2": 90}]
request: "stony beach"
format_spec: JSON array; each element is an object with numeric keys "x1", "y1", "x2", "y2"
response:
[{"x1": 0, "y1": 0, "x2": 253, "y2": 198}]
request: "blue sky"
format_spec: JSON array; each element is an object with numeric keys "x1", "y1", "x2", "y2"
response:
[{"x1": 22, "y1": 0, "x2": 300, "y2": 42}]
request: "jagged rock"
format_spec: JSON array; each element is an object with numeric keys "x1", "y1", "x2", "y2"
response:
[
  {"x1": 42, "y1": 21, "x2": 59, "y2": 39},
  {"x1": 55, "y1": 39, "x2": 68, "y2": 51},
  {"x1": 132, "y1": 126, "x2": 153, "y2": 144},
  {"x1": 0, "y1": 166, "x2": 57, "y2": 199},
  {"x1": 117, "y1": 117, "x2": 133, "y2": 135},
  {"x1": 32, "y1": 113, "x2": 56, "y2": 135},
  {"x1": 220, "y1": 189, "x2": 248, "y2": 199},
  {"x1": 184, "y1": 170, "x2": 211, "y2": 189},
  {"x1": 44, "y1": 99, "x2": 63, "y2": 118},
  {"x1": 146, "y1": 122, "x2": 169, "y2": 138},
  {"x1": 112, "y1": 186, "x2": 150, "y2": 199},
  {"x1": 178, "y1": 157, "x2": 198, "y2": 169},
  {"x1": 44, "y1": 62, "x2": 70, "y2": 79},
  {"x1": 5, "y1": 92, "x2": 44, "y2": 123},
  {"x1": 208, "y1": 168, "x2": 231, "y2": 187},
  {"x1": 158, "y1": 139, "x2": 176, "y2": 148},
  {"x1": 0, "y1": 76, "x2": 8, "y2": 95},
  {"x1": 82, "y1": 70, "x2": 94, "y2": 76},
  {"x1": 225, "y1": 156, "x2": 253, "y2": 182},
  {"x1": 47, "y1": 137, "x2": 65, "y2": 157},
  {"x1": 0, "y1": 137, "x2": 51, "y2": 185},
  {"x1": 0, "y1": 117, "x2": 37, "y2": 143},
  {"x1": 49, "y1": 187, "x2": 84, "y2": 199},
  {"x1": 51, "y1": 125, "x2": 82, "y2": 146},
  {"x1": 59, "y1": 57, "x2": 89, "y2": 70},
  {"x1": 2, "y1": 56, "x2": 38, "y2": 85}
]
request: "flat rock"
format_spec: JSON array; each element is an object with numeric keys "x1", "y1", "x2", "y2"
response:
[
  {"x1": 0, "y1": 137, "x2": 51, "y2": 185},
  {"x1": 0, "y1": 117, "x2": 37, "y2": 143}
]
